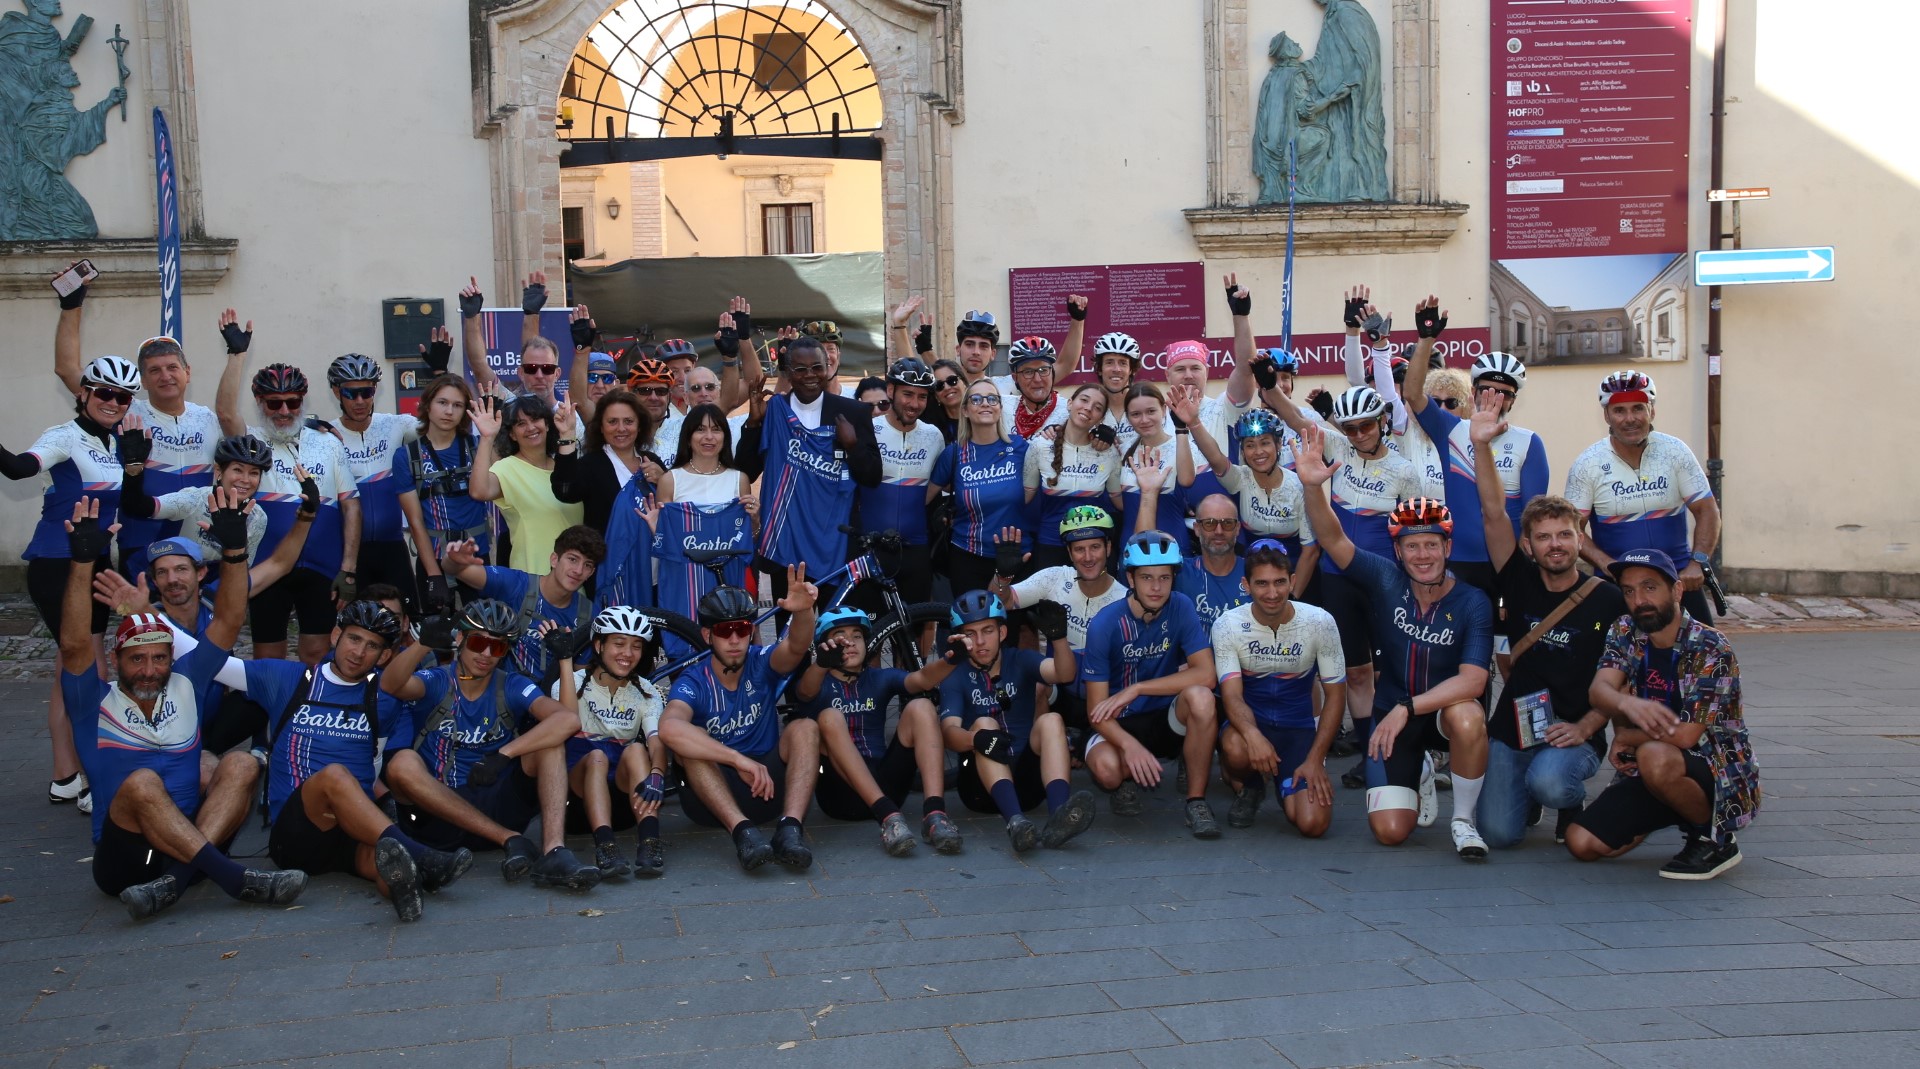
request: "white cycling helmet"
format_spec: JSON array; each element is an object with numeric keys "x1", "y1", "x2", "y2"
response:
[
  {"x1": 1092, "y1": 332, "x2": 1141, "y2": 360},
  {"x1": 81, "y1": 355, "x2": 142, "y2": 392},
  {"x1": 1330, "y1": 385, "x2": 1387, "y2": 424},
  {"x1": 1598, "y1": 370, "x2": 1656, "y2": 406},
  {"x1": 592, "y1": 605, "x2": 655, "y2": 641},
  {"x1": 1470, "y1": 351, "x2": 1527, "y2": 390}
]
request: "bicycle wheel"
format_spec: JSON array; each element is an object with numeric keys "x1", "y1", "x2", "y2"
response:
[
  {"x1": 639, "y1": 607, "x2": 707, "y2": 678},
  {"x1": 869, "y1": 601, "x2": 951, "y2": 673}
]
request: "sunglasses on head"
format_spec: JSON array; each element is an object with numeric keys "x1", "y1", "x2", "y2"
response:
[
  {"x1": 89, "y1": 385, "x2": 134, "y2": 406},
  {"x1": 337, "y1": 386, "x2": 377, "y2": 401},
  {"x1": 1248, "y1": 537, "x2": 1290, "y2": 554},
  {"x1": 586, "y1": 372, "x2": 618, "y2": 385},
  {"x1": 709, "y1": 620, "x2": 754, "y2": 640},
  {"x1": 260, "y1": 396, "x2": 303, "y2": 412},
  {"x1": 462, "y1": 633, "x2": 512, "y2": 657},
  {"x1": 961, "y1": 310, "x2": 997, "y2": 326},
  {"x1": 520, "y1": 363, "x2": 559, "y2": 376}
]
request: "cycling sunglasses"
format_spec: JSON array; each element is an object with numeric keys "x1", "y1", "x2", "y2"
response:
[
  {"x1": 336, "y1": 386, "x2": 377, "y2": 401},
  {"x1": 586, "y1": 372, "x2": 619, "y2": 385},
  {"x1": 260, "y1": 396, "x2": 303, "y2": 412},
  {"x1": 936, "y1": 375, "x2": 962, "y2": 389},
  {"x1": 633, "y1": 386, "x2": 671, "y2": 397},
  {"x1": 708, "y1": 620, "x2": 754, "y2": 641},
  {"x1": 961, "y1": 310, "x2": 997, "y2": 327},
  {"x1": 462, "y1": 633, "x2": 512, "y2": 658},
  {"x1": 520, "y1": 363, "x2": 560, "y2": 376},
  {"x1": 1248, "y1": 538, "x2": 1290, "y2": 555},
  {"x1": 90, "y1": 386, "x2": 134, "y2": 406}
]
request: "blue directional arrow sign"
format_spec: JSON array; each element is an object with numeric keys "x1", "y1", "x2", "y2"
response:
[{"x1": 1693, "y1": 247, "x2": 1834, "y2": 286}]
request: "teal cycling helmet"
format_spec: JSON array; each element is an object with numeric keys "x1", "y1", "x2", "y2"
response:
[
  {"x1": 814, "y1": 606, "x2": 873, "y2": 641},
  {"x1": 1122, "y1": 530, "x2": 1182, "y2": 571}
]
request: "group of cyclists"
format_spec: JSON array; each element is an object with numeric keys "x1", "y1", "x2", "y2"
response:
[{"x1": 17, "y1": 263, "x2": 1759, "y2": 926}]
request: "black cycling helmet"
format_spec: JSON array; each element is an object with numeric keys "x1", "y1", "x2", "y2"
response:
[
  {"x1": 955, "y1": 310, "x2": 1000, "y2": 345},
  {"x1": 251, "y1": 363, "x2": 309, "y2": 396},
  {"x1": 697, "y1": 585, "x2": 758, "y2": 628},
  {"x1": 455, "y1": 598, "x2": 519, "y2": 638},
  {"x1": 326, "y1": 354, "x2": 382, "y2": 387},
  {"x1": 336, "y1": 600, "x2": 403, "y2": 646},
  {"x1": 213, "y1": 433, "x2": 272, "y2": 470},
  {"x1": 886, "y1": 357, "x2": 936, "y2": 389}
]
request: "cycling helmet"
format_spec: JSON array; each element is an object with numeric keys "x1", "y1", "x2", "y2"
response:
[
  {"x1": 1059, "y1": 504, "x2": 1115, "y2": 544},
  {"x1": 326, "y1": 353, "x2": 383, "y2": 387},
  {"x1": 454, "y1": 598, "x2": 519, "y2": 638},
  {"x1": 81, "y1": 355, "x2": 142, "y2": 392},
  {"x1": 112, "y1": 612, "x2": 173, "y2": 653},
  {"x1": 592, "y1": 605, "x2": 656, "y2": 641},
  {"x1": 1235, "y1": 409, "x2": 1284, "y2": 441},
  {"x1": 251, "y1": 363, "x2": 309, "y2": 396},
  {"x1": 886, "y1": 357, "x2": 936, "y2": 389},
  {"x1": 337, "y1": 600, "x2": 404, "y2": 646},
  {"x1": 949, "y1": 590, "x2": 1007, "y2": 627},
  {"x1": 626, "y1": 357, "x2": 674, "y2": 389},
  {"x1": 1330, "y1": 385, "x2": 1387, "y2": 425},
  {"x1": 1598, "y1": 370, "x2": 1656, "y2": 406},
  {"x1": 213, "y1": 433, "x2": 273, "y2": 470},
  {"x1": 1007, "y1": 336, "x2": 1057, "y2": 368},
  {"x1": 1471, "y1": 351, "x2": 1527, "y2": 390},
  {"x1": 655, "y1": 338, "x2": 697, "y2": 363},
  {"x1": 802, "y1": 320, "x2": 843, "y2": 343},
  {"x1": 1388, "y1": 497, "x2": 1454, "y2": 540},
  {"x1": 955, "y1": 310, "x2": 1000, "y2": 345},
  {"x1": 1122, "y1": 530, "x2": 1182, "y2": 571},
  {"x1": 697, "y1": 585, "x2": 758, "y2": 627},
  {"x1": 1092, "y1": 332, "x2": 1142, "y2": 361},
  {"x1": 1257, "y1": 348, "x2": 1301, "y2": 374},
  {"x1": 814, "y1": 606, "x2": 873, "y2": 641}
]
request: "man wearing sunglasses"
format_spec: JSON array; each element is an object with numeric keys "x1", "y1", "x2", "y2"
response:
[
  {"x1": 328, "y1": 355, "x2": 439, "y2": 619},
  {"x1": 215, "y1": 348, "x2": 360, "y2": 668},
  {"x1": 379, "y1": 598, "x2": 602, "y2": 891},
  {"x1": 457, "y1": 272, "x2": 587, "y2": 442},
  {"x1": 52, "y1": 280, "x2": 222, "y2": 581},
  {"x1": 660, "y1": 573, "x2": 822, "y2": 871},
  {"x1": 1174, "y1": 494, "x2": 1253, "y2": 630}
]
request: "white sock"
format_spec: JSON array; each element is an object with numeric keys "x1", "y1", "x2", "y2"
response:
[{"x1": 1452, "y1": 773, "x2": 1484, "y2": 825}]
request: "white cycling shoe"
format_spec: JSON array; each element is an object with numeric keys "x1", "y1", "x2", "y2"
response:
[
  {"x1": 1416, "y1": 755, "x2": 1437, "y2": 828},
  {"x1": 1451, "y1": 817, "x2": 1488, "y2": 861}
]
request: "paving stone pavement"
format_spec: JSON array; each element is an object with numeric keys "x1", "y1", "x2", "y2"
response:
[{"x1": 3, "y1": 629, "x2": 1919, "y2": 1068}]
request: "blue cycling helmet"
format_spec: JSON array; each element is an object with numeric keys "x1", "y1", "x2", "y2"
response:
[
  {"x1": 1235, "y1": 409, "x2": 1284, "y2": 442},
  {"x1": 950, "y1": 590, "x2": 1007, "y2": 627},
  {"x1": 1122, "y1": 531, "x2": 1183, "y2": 571},
  {"x1": 1257, "y1": 348, "x2": 1301, "y2": 374},
  {"x1": 814, "y1": 606, "x2": 873, "y2": 641}
]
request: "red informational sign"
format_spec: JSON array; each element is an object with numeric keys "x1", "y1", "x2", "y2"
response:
[
  {"x1": 1009, "y1": 262, "x2": 1209, "y2": 382},
  {"x1": 1490, "y1": 0, "x2": 1692, "y2": 259},
  {"x1": 1200, "y1": 329, "x2": 1489, "y2": 378}
]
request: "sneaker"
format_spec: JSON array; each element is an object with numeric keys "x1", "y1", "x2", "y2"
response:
[
  {"x1": 1328, "y1": 726, "x2": 1361, "y2": 759},
  {"x1": 922, "y1": 811, "x2": 965, "y2": 855},
  {"x1": 1109, "y1": 779, "x2": 1145, "y2": 817},
  {"x1": 733, "y1": 824, "x2": 774, "y2": 871},
  {"x1": 1416, "y1": 755, "x2": 1438, "y2": 829},
  {"x1": 772, "y1": 822, "x2": 813, "y2": 870},
  {"x1": 879, "y1": 812, "x2": 917, "y2": 857},
  {"x1": 76, "y1": 790, "x2": 93, "y2": 815},
  {"x1": 593, "y1": 838, "x2": 632, "y2": 878},
  {"x1": 374, "y1": 838, "x2": 424, "y2": 922},
  {"x1": 1227, "y1": 778, "x2": 1265, "y2": 829},
  {"x1": 1185, "y1": 798, "x2": 1222, "y2": 840},
  {"x1": 1451, "y1": 817, "x2": 1488, "y2": 862},
  {"x1": 1430, "y1": 753, "x2": 1453, "y2": 791},
  {"x1": 530, "y1": 846, "x2": 602, "y2": 891},
  {"x1": 1040, "y1": 790, "x2": 1096, "y2": 848},
  {"x1": 417, "y1": 847, "x2": 473, "y2": 893},
  {"x1": 1527, "y1": 801, "x2": 1545, "y2": 829},
  {"x1": 633, "y1": 837, "x2": 666, "y2": 878},
  {"x1": 238, "y1": 867, "x2": 310, "y2": 905},
  {"x1": 1659, "y1": 835, "x2": 1742, "y2": 881},
  {"x1": 118, "y1": 874, "x2": 181, "y2": 921},
  {"x1": 1005, "y1": 813, "x2": 1039, "y2": 853},
  {"x1": 1340, "y1": 757, "x2": 1367, "y2": 790},
  {"x1": 1554, "y1": 806, "x2": 1582, "y2": 846},
  {"x1": 48, "y1": 772, "x2": 88, "y2": 805},
  {"x1": 501, "y1": 834, "x2": 538, "y2": 881}
]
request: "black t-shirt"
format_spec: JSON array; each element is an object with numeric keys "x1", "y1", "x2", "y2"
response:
[{"x1": 1491, "y1": 555, "x2": 1628, "y2": 753}]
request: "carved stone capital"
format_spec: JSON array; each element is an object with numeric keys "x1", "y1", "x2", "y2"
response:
[
  {"x1": 0, "y1": 238, "x2": 237, "y2": 298},
  {"x1": 1182, "y1": 203, "x2": 1468, "y2": 258}
]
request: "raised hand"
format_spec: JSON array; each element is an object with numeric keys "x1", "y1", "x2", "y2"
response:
[
  {"x1": 469, "y1": 396, "x2": 502, "y2": 437},
  {"x1": 569, "y1": 305, "x2": 598, "y2": 351},
  {"x1": 747, "y1": 387, "x2": 769, "y2": 423},
  {"x1": 889, "y1": 294, "x2": 925, "y2": 329},
  {"x1": 419, "y1": 325, "x2": 454, "y2": 374},
  {"x1": 520, "y1": 269, "x2": 548, "y2": 316},
  {"x1": 1065, "y1": 293, "x2": 1089, "y2": 321},
  {"x1": 1343, "y1": 286, "x2": 1370, "y2": 329},
  {"x1": 218, "y1": 308, "x2": 252, "y2": 356},
  {"x1": 1168, "y1": 384, "x2": 1203, "y2": 429},
  {"x1": 207, "y1": 485, "x2": 251, "y2": 553},
  {"x1": 459, "y1": 276, "x2": 484, "y2": 319},
  {"x1": 1223, "y1": 272, "x2": 1252, "y2": 317},
  {"x1": 117, "y1": 415, "x2": 150, "y2": 468},
  {"x1": 442, "y1": 538, "x2": 485, "y2": 571},
  {"x1": 913, "y1": 324, "x2": 933, "y2": 356},
  {"x1": 1469, "y1": 388, "x2": 1508, "y2": 445},
  {"x1": 777, "y1": 562, "x2": 817, "y2": 614},
  {"x1": 294, "y1": 464, "x2": 320, "y2": 517},
  {"x1": 1249, "y1": 350, "x2": 1279, "y2": 392},
  {"x1": 64, "y1": 496, "x2": 116, "y2": 561},
  {"x1": 1414, "y1": 295, "x2": 1447, "y2": 339},
  {"x1": 553, "y1": 399, "x2": 576, "y2": 440},
  {"x1": 93, "y1": 569, "x2": 153, "y2": 617},
  {"x1": 1362, "y1": 308, "x2": 1391, "y2": 344},
  {"x1": 1131, "y1": 446, "x2": 1169, "y2": 494},
  {"x1": 1291, "y1": 424, "x2": 1338, "y2": 486}
]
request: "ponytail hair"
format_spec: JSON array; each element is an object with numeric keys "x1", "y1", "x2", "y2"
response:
[{"x1": 1048, "y1": 384, "x2": 1108, "y2": 489}]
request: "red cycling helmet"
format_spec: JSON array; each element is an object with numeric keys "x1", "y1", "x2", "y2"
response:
[{"x1": 1388, "y1": 497, "x2": 1454, "y2": 540}]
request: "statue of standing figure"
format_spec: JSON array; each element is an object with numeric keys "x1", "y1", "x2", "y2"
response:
[
  {"x1": 1253, "y1": 0, "x2": 1390, "y2": 204},
  {"x1": 0, "y1": 0, "x2": 127, "y2": 240}
]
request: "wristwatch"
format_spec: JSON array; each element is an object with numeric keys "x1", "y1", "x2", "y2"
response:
[{"x1": 1690, "y1": 551, "x2": 1711, "y2": 565}]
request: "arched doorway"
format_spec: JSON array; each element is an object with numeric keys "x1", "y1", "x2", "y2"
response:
[{"x1": 474, "y1": 0, "x2": 959, "y2": 343}]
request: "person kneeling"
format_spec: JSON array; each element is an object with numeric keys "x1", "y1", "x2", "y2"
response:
[
  {"x1": 659, "y1": 570, "x2": 820, "y2": 872},
  {"x1": 943, "y1": 591, "x2": 1095, "y2": 852},
  {"x1": 1215, "y1": 542, "x2": 1347, "y2": 837},
  {"x1": 798, "y1": 607, "x2": 964, "y2": 856},
  {"x1": 378, "y1": 598, "x2": 601, "y2": 891},
  {"x1": 550, "y1": 607, "x2": 670, "y2": 879}
]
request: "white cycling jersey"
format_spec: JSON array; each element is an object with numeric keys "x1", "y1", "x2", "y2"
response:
[
  {"x1": 1009, "y1": 565, "x2": 1128, "y2": 653},
  {"x1": 1563, "y1": 431, "x2": 1712, "y2": 564},
  {"x1": 1212, "y1": 601, "x2": 1346, "y2": 730},
  {"x1": 552, "y1": 668, "x2": 664, "y2": 743},
  {"x1": 1217, "y1": 464, "x2": 1316, "y2": 543}
]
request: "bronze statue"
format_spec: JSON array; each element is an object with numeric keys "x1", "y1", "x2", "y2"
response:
[
  {"x1": 1253, "y1": 0, "x2": 1389, "y2": 204},
  {"x1": 0, "y1": 0, "x2": 127, "y2": 239}
]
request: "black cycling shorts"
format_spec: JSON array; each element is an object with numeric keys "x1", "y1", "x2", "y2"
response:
[
  {"x1": 815, "y1": 739, "x2": 919, "y2": 821},
  {"x1": 681, "y1": 748, "x2": 789, "y2": 828},
  {"x1": 1571, "y1": 750, "x2": 1715, "y2": 850},
  {"x1": 27, "y1": 556, "x2": 111, "y2": 637},
  {"x1": 957, "y1": 747, "x2": 1047, "y2": 814},
  {"x1": 92, "y1": 819, "x2": 168, "y2": 896},
  {"x1": 268, "y1": 782, "x2": 363, "y2": 876},
  {"x1": 250, "y1": 568, "x2": 337, "y2": 645},
  {"x1": 1315, "y1": 570, "x2": 1376, "y2": 667}
]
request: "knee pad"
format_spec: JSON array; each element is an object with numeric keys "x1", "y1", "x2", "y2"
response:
[{"x1": 1367, "y1": 785, "x2": 1419, "y2": 814}]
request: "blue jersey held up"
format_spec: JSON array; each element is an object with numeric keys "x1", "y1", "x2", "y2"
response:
[{"x1": 755, "y1": 395, "x2": 856, "y2": 569}]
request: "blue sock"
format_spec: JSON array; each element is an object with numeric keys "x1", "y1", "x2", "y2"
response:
[
  {"x1": 192, "y1": 843, "x2": 247, "y2": 899},
  {"x1": 989, "y1": 780, "x2": 1023, "y2": 821},
  {"x1": 380, "y1": 824, "x2": 430, "y2": 861},
  {"x1": 1045, "y1": 779, "x2": 1070, "y2": 815}
]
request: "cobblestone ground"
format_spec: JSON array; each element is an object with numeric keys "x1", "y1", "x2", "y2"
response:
[{"x1": 3, "y1": 628, "x2": 1919, "y2": 1068}]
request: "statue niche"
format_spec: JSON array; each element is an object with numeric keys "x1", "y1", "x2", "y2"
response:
[{"x1": 1253, "y1": 0, "x2": 1389, "y2": 204}]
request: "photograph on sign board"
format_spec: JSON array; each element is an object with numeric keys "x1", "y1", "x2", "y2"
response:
[{"x1": 1489, "y1": 253, "x2": 1689, "y2": 366}]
